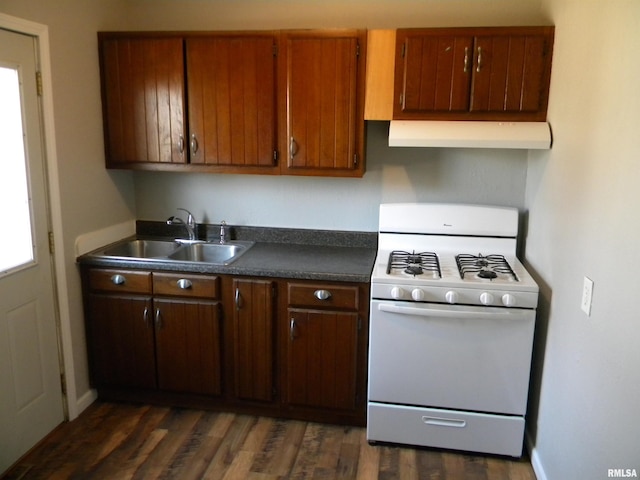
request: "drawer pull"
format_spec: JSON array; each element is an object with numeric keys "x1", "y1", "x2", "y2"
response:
[
  {"x1": 422, "y1": 416, "x2": 466, "y2": 428},
  {"x1": 111, "y1": 274, "x2": 125, "y2": 285},
  {"x1": 314, "y1": 289, "x2": 332, "y2": 301},
  {"x1": 177, "y1": 278, "x2": 192, "y2": 289}
]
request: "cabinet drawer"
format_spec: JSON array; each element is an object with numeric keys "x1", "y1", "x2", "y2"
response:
[
  {"x1": 88, "y1": 269, "x2": 152, "y2": 294},
  {"x1": 153, "y1": 273, "x2": 219, "y2": 299},
  {"x1": 288, "y1": 283, "x2": 359, "y2": 311}
]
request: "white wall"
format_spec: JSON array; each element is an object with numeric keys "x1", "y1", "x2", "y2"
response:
[
  {"x1": 136, "y1": 122, "x2": 529, "y2": 230},
  {"x1": 525, "y1": 1, "x2": 640, "y2": 479}
]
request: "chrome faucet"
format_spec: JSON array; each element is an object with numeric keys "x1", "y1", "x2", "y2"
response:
[
  {"x1": 167, "y1": 208, "x2": 197, "y2": 241},
  {"x1": 219, "y1": 220, "x2": 228, "y2": 244}
]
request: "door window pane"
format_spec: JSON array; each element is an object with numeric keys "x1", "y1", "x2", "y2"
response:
[{"x1": 0, "y1": 65, "x2": 35, "y2": 274}]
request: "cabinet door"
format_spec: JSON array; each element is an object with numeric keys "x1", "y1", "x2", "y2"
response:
[
  {"x1": 232, "y1": 279, "x2": 275, "y2": 402},
  {"x1": 395, "y1": 31, "x2": 473, "y2": 116},
  {"x1": 470, "y1": 32, "x2": 553, "y2": 116},
  {"x1": 287, "y1": 309, "x2": 359, "y2": 410},
  {"x1": 87, "y1": 294, "x2": 156, "y2": 389},
  {"x1": 186, "y1": 35, "x2": 278, "y2": 169},
  {"x1": 281, "y1": 31, "x2": 365, "y2": 176},
  {"x1": 154, "y1": 298, "x2": 222, "y2": 396},
  {"x1": 99, "y1": 36, "x2": 186, "y2": 166}
]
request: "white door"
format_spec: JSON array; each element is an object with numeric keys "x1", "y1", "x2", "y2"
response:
[{"x1": 0, "y1": 28, "x2": 65, "y2": 473}]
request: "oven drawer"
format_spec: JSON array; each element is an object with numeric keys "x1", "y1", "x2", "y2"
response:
[{"x1": 367, "y1": 402, "x2": 525, "y2": 457}]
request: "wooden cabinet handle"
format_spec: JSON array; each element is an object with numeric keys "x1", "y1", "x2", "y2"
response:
[
  {"x1": 110, "y1": 274, "x2": 125, "y2": 285},
  {"x1": 314, "y1": 289, "x2": 332, "y2": 300},
  {"x1": 143, "y1": 306, "x2": 150, "y2": 326},
  {"x1": 476, "y1": 46, "x2": 483, "y2": 73}
]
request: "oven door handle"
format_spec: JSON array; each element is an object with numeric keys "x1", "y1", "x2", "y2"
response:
[{"x1": 377, "y1": 303, "x2": 530, "y2": 319}]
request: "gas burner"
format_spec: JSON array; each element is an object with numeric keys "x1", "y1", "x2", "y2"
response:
[
  {"x1": 387, "y1": 250, "x2": 441, "y2": 277},
  {"x1": 477, "y1": 269, "x2": 498, "y2": 279},
  {"x1": 405, "y1": 265, "x2": 424, "y2": 275},
  {"x1": 456, "y1": 254, "x2": 518, "y2": 281}
]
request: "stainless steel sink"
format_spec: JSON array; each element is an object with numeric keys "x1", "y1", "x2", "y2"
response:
[
  {"x1": 99, "y1": 238, "x2": 254, "y2": 265},
  {"x1": 167, "y1": 241, "x2": 253, "y2": 265},
  {"x1": 102, "y1": 239, "x2": 182, "y2": 259}
]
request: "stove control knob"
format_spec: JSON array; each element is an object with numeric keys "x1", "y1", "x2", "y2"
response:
[
  {"x1": 502, "y1": 294, "x2": 517, "y2": 307},
  {"x1": 390, "y1": 287, "x2": 405, "y2": 300},
  {"x1": 411, "y1": 288, "x2": 425, "y2": 301},
  {"x1": 480, "y1": 292, "x2": 495, "y2": 305},
  {"x1": 445, "y1": 291, "x2": 459, "y2": 304}
]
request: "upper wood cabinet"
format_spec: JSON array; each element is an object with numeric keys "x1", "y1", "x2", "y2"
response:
[
  {"x1": 186, "y1": 35, "x2": 278, "y2": 171},
  {"x1": 98, "y1": 30, "x2": 366, "y2": 177},
  {"x1": 279, "y1": 30, "x2": 367, "y2": 177},
  {"x1": 393, "y1": 27, "x2": 554, "y2": 121},
  {"x1": 99, "y1": 36, "x2": 187, "y2": 166}
]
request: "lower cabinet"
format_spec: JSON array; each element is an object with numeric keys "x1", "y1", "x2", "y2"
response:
[
  {"x1": 283, "y1": 281, "x2": 368, "y2": 424},
  {"x1": 287, "y1": 310, "x2": 359, "y2": 410},
  {"x1": 232, "y1": 278, "x2": 276, "y2": 403},
  {"x1": 87, "y1": 293, "x2": 156, "y2": 389},
  {"x1": 153, "y1": 298, "x2": 222, "y2": 396},
  {"x1": 82, "y1": 267, "x2": 369, "y2": 425},
  {"x1": 85, "y1": 269, "x2": 223, "y2": 396}
]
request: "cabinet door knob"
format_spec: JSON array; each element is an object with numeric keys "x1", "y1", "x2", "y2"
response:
[
  {"x1": 235, "y1": 288, "x2": 242, "y2": 310},
  {"x1": 476, "y1": 46, "x2": 483, "y2": 73},
  {"x1": 190, "y1": 134, "x2": 199, "y2": 155},
  {"x1": 155, "y1": 308, "x2": 162, "y2": 329},
  {"x1": 177, "y1": 278, "x2": 192, "y2": 289},
  {"x1": 111, "y1": 274, "x2": 125, "y2": 285},
  {"x1": 463, "y1": 47, "x2": 469, "y2": 73},
  {"x1": 289, "y1": 137, "x2": 299, "y2": 159},
  {"x1": 290, "y1": 318, "x2": 297, "y2": 341},
  {"x1": 314, "y1": 289, "x2": 332, "y2": 301},
  {"x1": 178, "y1": 134, "x2": 185, "y2": 154}
]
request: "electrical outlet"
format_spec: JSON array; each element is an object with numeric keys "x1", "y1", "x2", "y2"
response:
[{"x1": 581, "y1": 277, "x2": 594, "y2": 316}]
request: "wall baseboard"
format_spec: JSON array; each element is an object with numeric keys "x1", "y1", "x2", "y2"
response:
[
  {"x1": 526, "y1": 429, "x2": 547, "y2": 480},
  {"x1": 74, "y1": 389, "x2": 98, "y2": 418}
]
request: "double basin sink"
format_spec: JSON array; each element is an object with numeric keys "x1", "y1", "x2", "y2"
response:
[{"x1": 100, "y1": 238, "x2": 253, "y2": 265}]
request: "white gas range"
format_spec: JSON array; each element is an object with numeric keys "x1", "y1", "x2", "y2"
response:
[{"x1": 367, "y1": 203, "x2": 539, "y2": 457}]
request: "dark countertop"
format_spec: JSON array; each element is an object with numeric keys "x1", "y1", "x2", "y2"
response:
[{"x1": 78, "y1": 222, "x2": 377, "y2": 283}]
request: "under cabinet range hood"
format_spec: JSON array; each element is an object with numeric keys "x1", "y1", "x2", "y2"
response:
[{"x1": 388, "y1": 120, "x2": 552, "y2": 149}]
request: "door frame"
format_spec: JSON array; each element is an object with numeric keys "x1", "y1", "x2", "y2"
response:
[{"x1": 0, "y1": 13, "x2": 78, "y2": 420}]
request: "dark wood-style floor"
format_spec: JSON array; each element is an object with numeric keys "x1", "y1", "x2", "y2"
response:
[{"x1": 3, "y1": 401, "x2": 536, "y2": 479}]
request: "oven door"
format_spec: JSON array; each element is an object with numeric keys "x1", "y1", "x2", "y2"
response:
[{"x1": 368, "y1": 300, "x2": 535, "y2": 416}]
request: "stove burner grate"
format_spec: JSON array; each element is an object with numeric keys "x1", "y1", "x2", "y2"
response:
[
  {"x1": 387, "y1": 250, "x2": 441, "y2": 277},
  {"x1": 456, "y1": 254, "x2": 518, "y2": 281}
]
